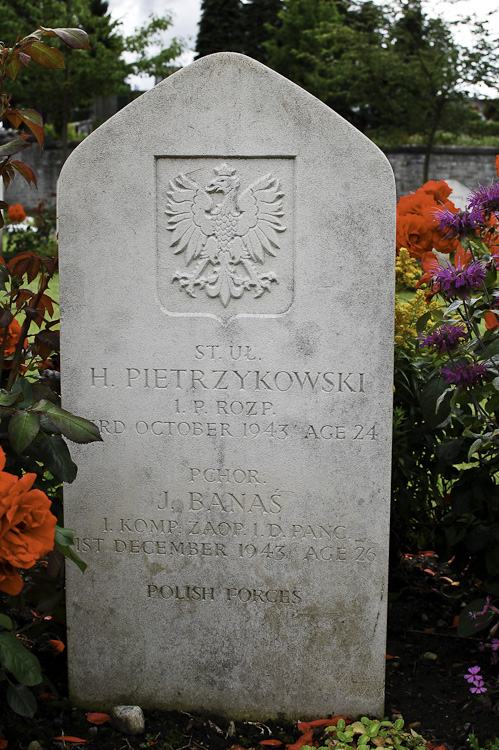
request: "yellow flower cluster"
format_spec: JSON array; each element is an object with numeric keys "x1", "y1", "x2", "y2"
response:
[
  {"x1": 394, "y1": 289, "x2": 439, "y2": 348},
  {"x1": 396, "y1": 247, "x2": 421, "y2": 291}
]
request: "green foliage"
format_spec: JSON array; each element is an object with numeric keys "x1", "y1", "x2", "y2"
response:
[
  {"x1": 0, "y1": 0, "x2": 127, "y2": 137},
  {"x1": 469, "y1": 734, "x2": 499, "y2": 750},
  {"x1": 242, "y1": 0, "x2": 284, "y2": 63},
  {"x1": 391, "y1": 346, "x2": 448, "y2": 557},
  {"x1": 457, "y1": 598, "x2": 495, "y2": 636},
  {"x1": 195, "y1": 0, "x2": 246, "y2": 57},
  {"x1": 265, "y1": 0, "x2": 499, "y2": 171},
  {"x1": 3, "y1": 202, "x2": 57, "y2": 261},
  {"x1": 302, "y1": 717, "x2": 427, "y2": 750},
  {"x1": 124, "y1": 13, "x2": 184, "y2": 80},
  {"x1": 0, "y1": 23, "x2": 100, "y2": 719},
  {"x1": 195, "y1": 0, "x2": 283, "y2": 61},
  {"x1": 0, "y1": 1, "x2": 186, "y2": 140}
]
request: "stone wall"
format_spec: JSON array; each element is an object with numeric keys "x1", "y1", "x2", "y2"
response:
[
  {"x1": 384, "y1": 145, "x2": 499, "y2": 198},
  {"x1": 0, "y1": 133, "x2": 78, "y2": 212},
  {"x1": 2, "y1": 130, "x2": 498, "y2": 209}
]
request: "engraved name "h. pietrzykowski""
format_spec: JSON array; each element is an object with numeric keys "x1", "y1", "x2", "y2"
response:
[{"x1": 90, "y1": 367, "x2": 365, "y2": 392}]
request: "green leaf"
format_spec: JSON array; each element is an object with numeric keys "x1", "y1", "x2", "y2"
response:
[
  {"x1": 26, "y1": 41, "x2": 65, "y2": 69},
  {"x1": 8, "y1": 410, "x2": 40, "y2": 454},
  {"x1": 0, "y1": 390, "x2": 19, "y2": 407},
  {"x1": 54, "y1": 525, "x2": 87, "y2": 573},
  {"x1": 0, "y1": 137, "x2": 31, "y2": 159},
  {"x1": 457, "y1": 598, "x2": 495, "y2": 636},
  {"x1": 5, "y1": 56, "x2": 22, "y2": 81},
  {"x1": 420, "y1": 377, "x2": 451, "y2": 430},
  {"x1": 54, "y1": 525, "x2": 75, "y2": 547},
  {"x1": 444, "y1": 299, "x2": 464, "y2": 317},
  {"x1": 7, "y1": 682, "x2": 37, "y2": 717},
  {"x1": 393, "y1": 720, "x2": 404, "y2": 731},
  {"x1": 0, "y1": 632, "x2": 42, "y2": 685},
  {"x1": 33, "y1": 400, "x2": 102, "y2": 444},
  {"x1": 12, "y1": 378, "x2": 34, "y2": 406},
  {"x1": 41, "y1": 27, "x2": 91, "y2": 50},
  {"x1": 468, "y1": 438, "x2": 483, "y2": 462},
  {"x1": 416, "y1": 311, "x2": 432, "y2": 334},
  {"x1": 435, "y1": 387, "x2": 453, "y2": 414},
  {"x1": 35, "y1": 435, "x2": 78, "y2": 483},
  {"x1": 0, "y1": 614, "x2": 13, "y2": 630}
]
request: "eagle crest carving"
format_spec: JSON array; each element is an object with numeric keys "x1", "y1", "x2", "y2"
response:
[{"x1": 165, "y1": 163, "x2": 286, "y2": 307}]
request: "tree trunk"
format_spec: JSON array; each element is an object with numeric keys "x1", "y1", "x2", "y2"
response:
[{"x1": 423, "y1": 100, "x2": 444, "y2": 183}]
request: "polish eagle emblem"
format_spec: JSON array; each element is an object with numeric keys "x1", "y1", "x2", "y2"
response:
[{"x1": 165, "y1": 163, "x2": 286, "y2": 307}]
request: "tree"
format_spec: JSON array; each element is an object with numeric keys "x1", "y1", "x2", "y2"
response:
[
  {"x1": 0, "y1": 0, "x2": 128, "y2": 157},
  {"x1": 125, "y1": 13, "x2": 184, "y2": 81},
  {"x1": 195, "y1": 0, "x2": 245, "y2": 58},
  {"x1": 242, "y1": 0, "x2": 283, "y2": 64},
  {"x1": 265, "y1": 0, "x2": 499, "y2": 179},
  {"x1": 1, "y1": 1, "x2": 185, "y2": 158},
  {"x1": 195, "y1": 0, "x2": 283, "y2": 64},
  {"x1": 264, "y1": 0, "x2": 347, "y2": 93}
]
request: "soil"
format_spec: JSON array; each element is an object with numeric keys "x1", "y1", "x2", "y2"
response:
[{"x1": 1, "y1": 553, "x2": 498, "y2": 750}]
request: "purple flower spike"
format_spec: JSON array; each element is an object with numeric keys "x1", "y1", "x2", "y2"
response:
[
  {"x1": 441, "y1": 362, "x2": 488, "y2": 390},
  {"x1": 433, "y1": 259, "x2": 487, "y2": 300},
  {"x1": 419, "y1": 323, "x2": 468, "y2": 353},
  {"x1": 434, "y1": 206, "x2": 485, "y2": 238},
  {"x1": 468, "y1": 182, "x2": 499, "y2": 215}
]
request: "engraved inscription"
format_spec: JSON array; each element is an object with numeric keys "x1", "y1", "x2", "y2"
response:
[
  {"x1": 76, "y1": 464, "x2": 382, "y2": 569},
  {"x1": 146, "y1": 584, "x2": 302, "y2": 604},
  {"x1": 82, "y1": 335, "x2": 383, "y2": 613},
  {"x1": 165, "y1": 163, "x2": 286, "y2": 307}
]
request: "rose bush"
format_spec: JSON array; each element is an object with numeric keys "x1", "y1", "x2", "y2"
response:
[{"x1": 0, "y1": 25, "x2": 99, "y2": 720}]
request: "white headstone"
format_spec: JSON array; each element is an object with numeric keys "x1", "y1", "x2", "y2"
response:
[{"x1": 59, "y1": 53, "x2": 395, "y2": 719}]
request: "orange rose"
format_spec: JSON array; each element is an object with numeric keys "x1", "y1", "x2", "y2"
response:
[
  {"x1": 7, "y1": 204, "x2": 26, "y2": 223},
  {"x1": 0, "y1": 318, "x2": 24, "y2": 362},
  {"x1": 396, "y1": 181, "x2": 459, "y2": 259},
  {"x1": 0, "y1": 447, "x2": 56, "y2": 595}
]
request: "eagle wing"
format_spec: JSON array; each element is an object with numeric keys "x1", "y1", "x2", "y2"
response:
[
  {"x1": 235, "y1": 173, "x2": 286, "y2": 264},
  {"x1": 164, "y1": 174, "x2": 214, "y2": 265}
]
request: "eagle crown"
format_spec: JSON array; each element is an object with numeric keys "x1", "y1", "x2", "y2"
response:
[{"x1": 205, "y1": 162, "x2": 240, "y2": 197}]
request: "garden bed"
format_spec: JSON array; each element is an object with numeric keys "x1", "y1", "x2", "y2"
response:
[{"x1": 1, "y1": 554, "x2": 497, "y2": 750}]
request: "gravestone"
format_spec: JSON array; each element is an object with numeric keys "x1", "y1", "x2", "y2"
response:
[{"x1": 58, "y1": 52, "x2": 395, "y2": 719}]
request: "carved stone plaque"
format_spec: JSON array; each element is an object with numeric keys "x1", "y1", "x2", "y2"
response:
[
  {"x1": 58, "y1": 53, "x2": 395, "y2": 720},
  {"x1": 157, "y1": 157, "x2": 294, "y2": 318}
]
